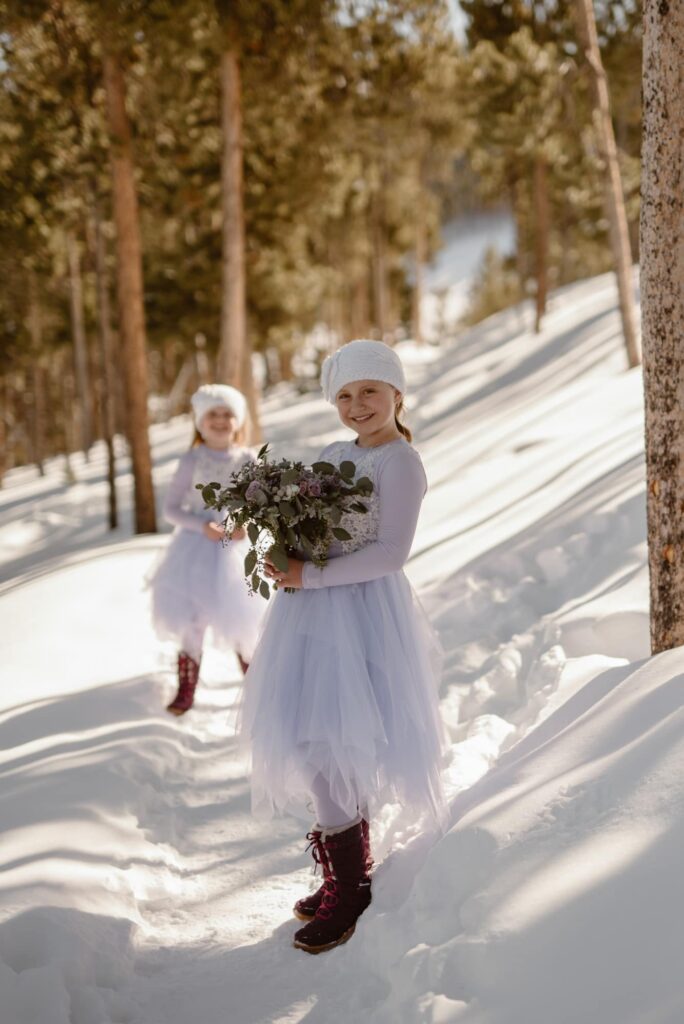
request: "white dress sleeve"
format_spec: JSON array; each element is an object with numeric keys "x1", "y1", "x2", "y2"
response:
[
  {"x1": 302, "y1": 445, "x2": 427, "y2": 588},
  {"x1": 163, "y1": 451, "x2": 206, "y2": 534}
]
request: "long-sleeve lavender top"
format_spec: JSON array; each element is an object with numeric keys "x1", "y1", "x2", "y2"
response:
[
  {"x1": 163, "y1": 445, "x2": 254, "y2": 534},
  {"x1": 302, "y1": 437, "x2": 427, "y2": 589}
]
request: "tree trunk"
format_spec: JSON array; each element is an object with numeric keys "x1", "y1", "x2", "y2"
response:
[
  {"x1": 350, "y1": 273, "x2": 371, "y2": 339},
  {"x1": 27, "y1": 271, "x2": 46, "y2": 475},
  {"x1": 241, "y1": 340, "x2": 262, "y2": 445},
  {"x1": 61, "y1": 357, "x2": 78, "y2": 484},
  {"x1": 574, "y1": 0, "x2": 640, "y2": 368},
  {"x1": 67, "y1": 233, "x2": 94, "y2": 458},
  {"x1": 217, "y1": 39, "x2": 246, "y2": 387},
  {"x1": 641, "y1": 0, "x2": 684, "y2": 654},
  {"x1": 371, "y1": 193, "x2": 388, "y2": 339},
  {"x1": 533, "y1": 154, "x2": 550, "y2": 334},
  {"x1": 90, "y1": 199, "x2": 119, "y2": 531},
  {"x1": 102, "y1": 48, "x2": 156, "y2": 534},
  {"x1": 413, "y1": 212, "x2": 426, "y2": 345}
]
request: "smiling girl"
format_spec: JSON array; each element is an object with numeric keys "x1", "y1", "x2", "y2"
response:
[
  {"x1": 239, "y1": 339, "x2": 447, "y2": 954},
  {"x1": 149, "y1": 384, "x2": 265, "y2": 714}
]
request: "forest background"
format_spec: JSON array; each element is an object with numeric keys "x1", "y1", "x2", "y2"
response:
[{"x1": 0, "y1": 0, "x2": 641, "y2": 530}]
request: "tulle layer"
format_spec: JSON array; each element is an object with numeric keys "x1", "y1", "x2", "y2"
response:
[
  {"x1": 147, "y1": 530, "x2": 264, "y2": 658},
  {"x1": 237, "y1": 572, "x2": 447, "y2": 825}
]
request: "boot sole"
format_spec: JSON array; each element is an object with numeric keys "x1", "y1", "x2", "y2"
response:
[
  {"x1": 293, "y1": 907, "x2": 317, "y2": 921},
  {"x1": 166, "y1": 706, "x2": 190, "y2": 716},
  {"x1": 293, "y1": 924, "x2": 356, "y2": 954}
]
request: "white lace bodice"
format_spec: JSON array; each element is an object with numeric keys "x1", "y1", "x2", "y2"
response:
[
  {"x1": 321, "y1": 441, "x2": 382, "y2": 554},
  {"x1": 164, "y1": 445, "x2": 254, "y2": 532},
  {"x1": 302, "y1": 437, "x2": 427, "y2": 589}
]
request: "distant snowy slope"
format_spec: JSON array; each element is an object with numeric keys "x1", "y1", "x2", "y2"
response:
[{"x1": 3, "y1": 270, "x2": 677, "y2": 1024}]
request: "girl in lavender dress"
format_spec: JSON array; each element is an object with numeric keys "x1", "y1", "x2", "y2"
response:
[
  {"x1": 149, "y1": 384, "x2": 265, "y2": 715},
  {"x1": 240, "y1": 340, "x2": 447, "y2": 954}
]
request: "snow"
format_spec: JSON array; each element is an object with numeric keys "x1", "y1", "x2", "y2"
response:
[{"x1": 2, "y1": 267, "x2": 681, "y2": 1024}]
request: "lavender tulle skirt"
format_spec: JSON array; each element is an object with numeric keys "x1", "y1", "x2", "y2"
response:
[
  {"x1": 147, "y1": 529, "x2": 264, "y2": 659},
  {"x1": 236, "y1": 571, "x2": 447, "y2": 825}
]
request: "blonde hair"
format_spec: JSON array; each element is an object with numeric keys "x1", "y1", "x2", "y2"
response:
[{"x1": 395, "y1": 399, "x2": 412, "y2": 443}]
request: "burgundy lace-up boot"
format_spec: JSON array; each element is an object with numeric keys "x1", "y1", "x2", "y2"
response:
[
  {"x1": 166, "y1": 651, "x2": 201, "y2": 715},
  {"x1": 293, "y1": 818, "x2": 372, "y2": 921},
  {"x1": 237, "y1": 654, "x2": 250, "y2": 676},
  {"x1": 293, "y1": 821, "x2": 371, "y2": 954}
]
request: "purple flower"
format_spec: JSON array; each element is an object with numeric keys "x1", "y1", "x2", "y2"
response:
[
  {"x1": 308, "y1": 480, "x2": 322, "y2": 497},
  {"x1": 298, "y1": 481, "x2": 309, "y2": 496},
  {"x1": 246, "y1": 480, "x2": 262, "y2": 501}
]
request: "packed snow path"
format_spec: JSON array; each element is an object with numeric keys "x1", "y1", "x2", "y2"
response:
[{"x1": 3, "y1": 274, "x2": 680, "y2": 1024}]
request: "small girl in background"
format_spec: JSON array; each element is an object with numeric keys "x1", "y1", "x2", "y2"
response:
[
  {"x1": 149, "y1": 384, "x2": 265, "y2": 715},
  {"x1": 240, "y1": 340, "x2": 447, "y2": 954}
]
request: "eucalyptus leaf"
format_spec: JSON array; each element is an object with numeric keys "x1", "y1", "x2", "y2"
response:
[
  {"x1": 247, "y1": 522, "x2": 259, "y2": 544},
  {"x1": 332, "y1": 527, "x2": 352, "y2": 541},
  {"x1": 259, "y1": 580, "x2": 271, "y2": 600},
  {"x1": 251, "y1": 570, "x2": 260, "y2": 592},
  {"x1": 268, "y1": 545, "x2": 289, "y2": 572},
  {"x1": 311, "y1": 461, "x2": 335, "y2": 475},
  {"x1": 329, "y1": 506, "x2": 342, "y2": 524},
  {"x1": 280, "y1": 468, "x2": 300, "y2": 484},
  {"x1": 201, "y1": 485, "x2": 218, "y2": 506},
  {"x1": 244, "y1": 549, "x2": 258, "y2": 576},
  {"x1": 257, "y1": 443, "x2": 270, "y2": 460},
  {"x1": 279, "y1": 501, "x2": 295, "y2": 517},
  {"x1": 339, "y1": 460, "x2": 356, "y2": 479}
]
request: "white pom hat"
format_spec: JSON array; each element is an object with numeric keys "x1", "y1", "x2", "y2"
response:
[
  {"x1": 190, "y1": 383, "x2": 247, "y2": 430},
  {"x1": 321, "y1": 339, "x2": 406, "y2": 404}
]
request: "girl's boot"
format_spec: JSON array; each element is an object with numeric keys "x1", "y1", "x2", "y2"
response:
[
  {"x1": 293, "y1": 818, "x2": 372, "y2": 921},
  {"x1": 237, "y1": 653, "x2": 250, "y2": 676},
  {"x1": 293, "y1": 821, "x2": 371, "y2": 954},
  {"x1": 166, "y1": 651, "x2": 201, "y2": 715}
]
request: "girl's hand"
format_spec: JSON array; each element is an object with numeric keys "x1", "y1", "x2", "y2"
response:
[
  {"x1": 229, "y1": 525, "x2": 246, "y2": 541},
  {"x1": 264, "y1": 555, "x2": 304, "y2": 590},
  {"x1": 203, "y1": 522, "x2": 226, "y2": 542}
]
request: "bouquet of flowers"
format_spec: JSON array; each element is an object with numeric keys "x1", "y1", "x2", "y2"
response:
[{"x1": 197, "y1": 444, "x2": 373, "y2": 599}]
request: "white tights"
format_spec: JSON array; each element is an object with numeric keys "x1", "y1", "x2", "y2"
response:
[
  {"x1": 310, "y1": 772, "x2": 362, "y2": 830},
  {"x1": 180, "y1": 622, "x2": 205, "y2": 662}
]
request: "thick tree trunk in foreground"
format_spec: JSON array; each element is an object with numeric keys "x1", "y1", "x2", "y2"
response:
[
  {"x1": 574, "y1": 0, "x2": 640, "y2": 368},
  {"x1": 102, "y1": 48, "x2": 156, "y2": 533},
  {"x1": 641, "y1": 0, "x2": 684, "y2": 653}
]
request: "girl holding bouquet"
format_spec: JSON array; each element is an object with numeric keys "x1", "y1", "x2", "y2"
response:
[
  {"x1": 149, "y1": 384, "x2": 265, "y2": 715},
  {"x1": 240, "y1": 340, "x2": 446, "y2": 954}
]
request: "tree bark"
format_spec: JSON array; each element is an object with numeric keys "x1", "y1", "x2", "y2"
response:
[
  {"x1": 533, "y1": 154, "x2": 550, "y2": 334},
  {"x1": 574, "y1": 0, "x2": 640, "y2": 368},
  {"x1": 90, "y1": 199, "x2": 119, "y2": 530},
  {"x1": 218, "y1": 40, "x2": 246, "y2": 387},
  {"x1": 102, "y1": 48, "x2": 156, "y2": 534},
  {"x1": 641, "y1": 0, "x2": 684, "y2": 654}
]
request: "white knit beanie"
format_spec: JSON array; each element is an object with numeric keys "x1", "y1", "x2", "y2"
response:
[
  {"x1": 320, "y1": 339, "x2": 406, "y2": 404},
  {"x1": 190, "y1": 384, "x2": 247, "y2": 430}
]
